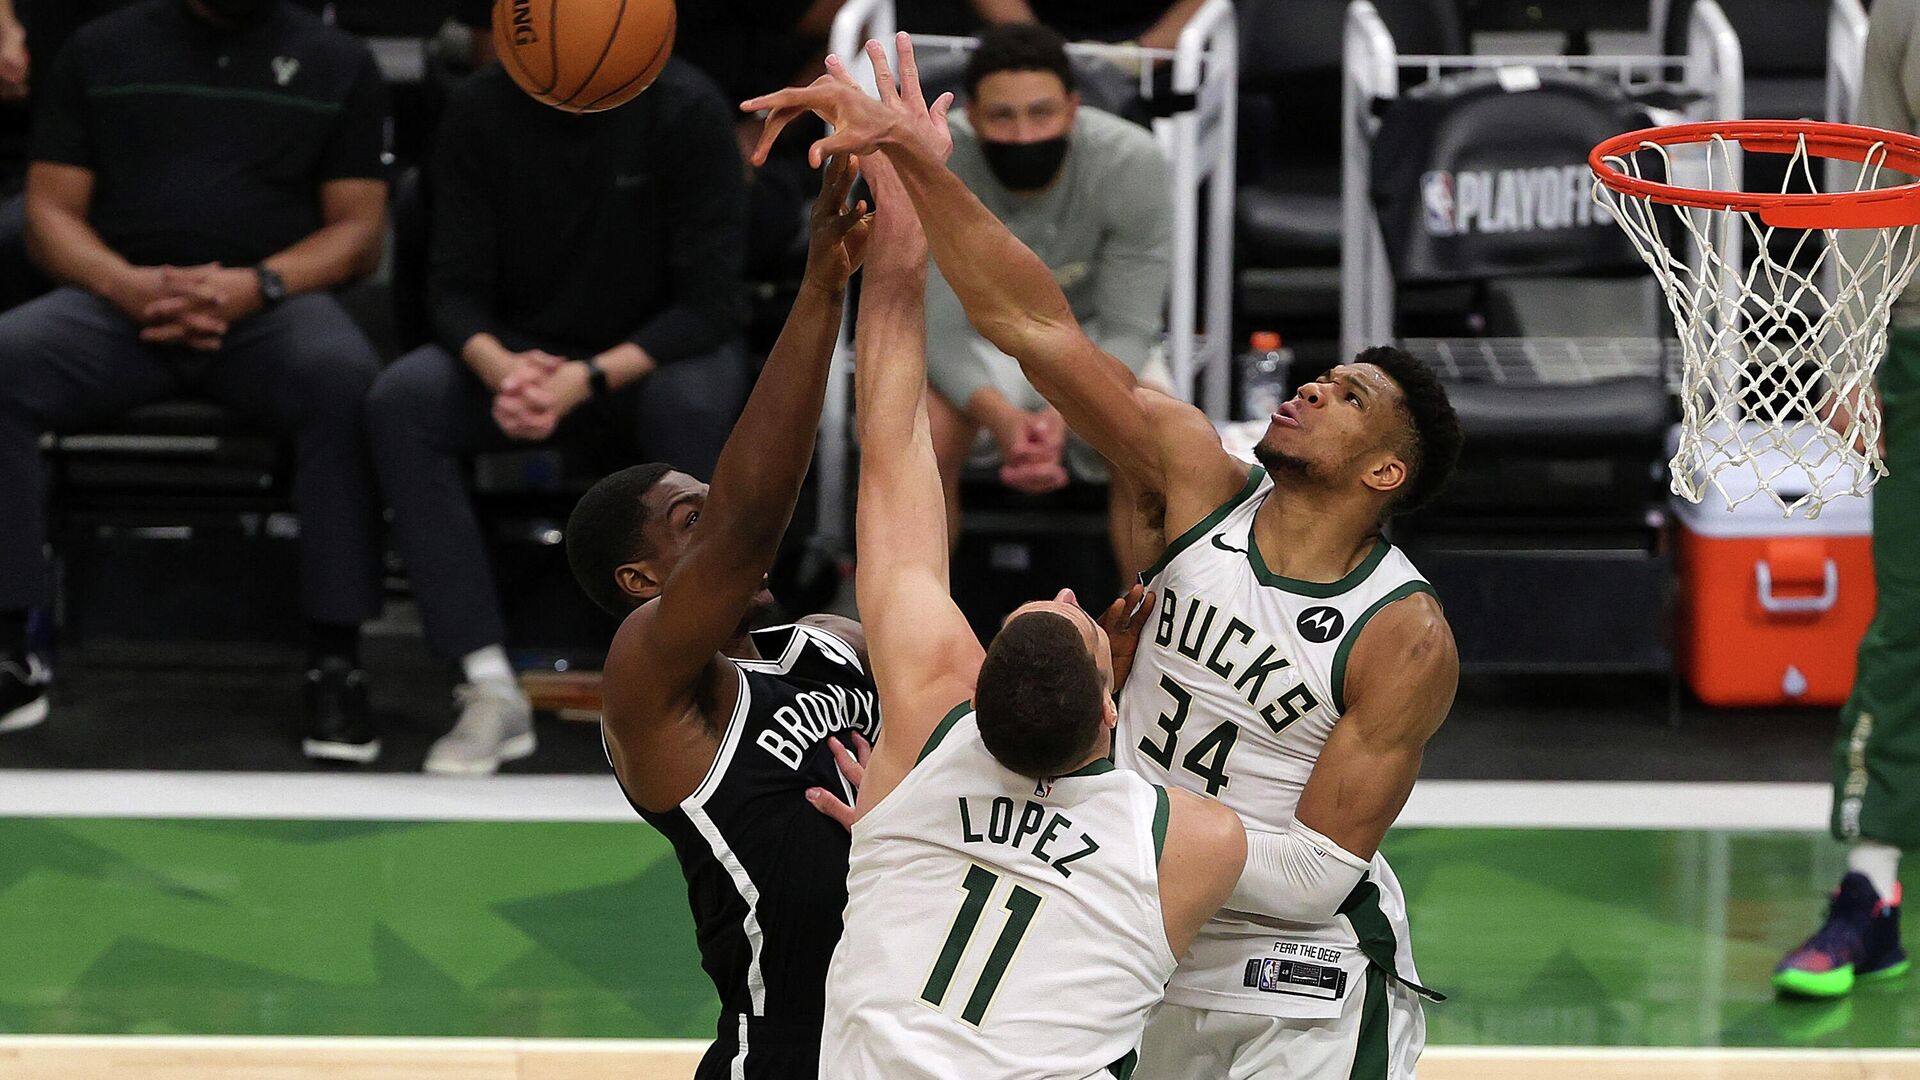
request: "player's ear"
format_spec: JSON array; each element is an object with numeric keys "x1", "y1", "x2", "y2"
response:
[
  {"x1": 615, "y1": 559, "x2": 665, "y2": 605},
  {"x1": 1361, "y1": 453, "x2": 1408, "y2": 499},
  {"x1": 1100, "y1": 693, "x2": 1117, "y2": 733}
]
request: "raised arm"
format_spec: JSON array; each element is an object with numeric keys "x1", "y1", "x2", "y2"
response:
[
  {"x1": 601, "y1": 158, "x2": 870, "y2": 775},
  {"x1": 848, "y1": 152, "x2": 986, "y2": 816},
  {"x1": 1227, "y1": 595, "x2": 1456, "y2": 926},
  {"x1": 742, "y1": 36, "x2": 1247, "y2": 531}
]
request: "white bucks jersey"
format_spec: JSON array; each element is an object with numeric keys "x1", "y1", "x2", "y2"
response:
[
  {"x1": 1116, "y1": 466, "x2": 1435, "y2": 1019},
  {"x1": 823, "y1": 706, "x2": 1176, "y2": 1080}
]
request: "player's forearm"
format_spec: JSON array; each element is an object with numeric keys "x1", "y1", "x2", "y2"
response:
[
  {"x1": 880, "y1": 142, "x2": 1082, "y2": 374},
  {"x1": 701, "y1": 279, "x2": 844, "y2": 546},
  {"x1": 853, "y1": 260, "x2": 930, "y2": 460}
]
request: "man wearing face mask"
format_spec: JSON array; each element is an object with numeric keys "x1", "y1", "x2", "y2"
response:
[
  {"x1": 922, "y1": 23, "x2": 1173, "y2": 576},
  {"x1": 0, "y1": 0, "x2": 390, "y2": 759}
]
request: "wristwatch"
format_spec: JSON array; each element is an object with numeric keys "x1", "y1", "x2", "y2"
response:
[
  {"x1": 583, "y1": 357, "x2": 611, "y2": 400},
  {"x1": 253, "y1": 265, "x2": 288, "y2": 308}
]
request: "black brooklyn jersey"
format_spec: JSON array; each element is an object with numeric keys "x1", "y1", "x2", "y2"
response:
[{"x1": 617, "y1": 623, "x2": 879, "y2": 1075}]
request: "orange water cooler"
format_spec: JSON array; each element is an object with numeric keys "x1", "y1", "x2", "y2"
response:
[{"x1": 1674, "y1": 478, "x2": 1876, "y2": 708}]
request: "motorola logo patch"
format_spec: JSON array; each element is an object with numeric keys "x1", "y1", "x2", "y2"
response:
[{"x1": 1297, "y1": 606, "x2": 1344, "y2": 643}]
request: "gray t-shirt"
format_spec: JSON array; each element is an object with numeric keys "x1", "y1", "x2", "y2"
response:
[
  {"x1": 926, "y1": 105, "x2": 1173, "y2": 411},
  {"x1": 1852, "y1": 0, "x2": 1920, "y2": 327}
]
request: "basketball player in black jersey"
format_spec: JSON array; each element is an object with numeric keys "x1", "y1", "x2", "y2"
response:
[{"x1": 564, "y1": 156, "x2": 877, "y2": 1080}]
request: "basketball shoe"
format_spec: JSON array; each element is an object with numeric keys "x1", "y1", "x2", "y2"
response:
[
  {"x1": 423, "y1": 682, "x2": 535, "y2": 775},
  {"x1": 1773, "y1": 872, "x2": 1908, "y2": 998}
]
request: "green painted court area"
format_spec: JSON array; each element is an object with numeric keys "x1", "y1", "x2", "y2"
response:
[{"x1": 1, "y1": 818, "x2": 1916, "y2": 1047}]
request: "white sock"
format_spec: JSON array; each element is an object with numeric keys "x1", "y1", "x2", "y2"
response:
[
  {"x1": 1849, "y1": 840, "x2": 1902, "y2": 901},
  {"x1": 462, "y1": 645, "x2": 518, "y2": 693}
]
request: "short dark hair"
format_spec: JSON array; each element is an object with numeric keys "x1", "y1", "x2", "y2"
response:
[
  {"x1": 973, "y1": 611, "x2": 1105, "y2": 778},
  {"x1": 565, "y1": 462, "x2": 676, "y2": 617},
  {"x1": 1353, "y1": 345, "x2": 1463, "y2": 515},
  {"x1": 964, "y1": 22, "x2": 1076, "y2": 101}
]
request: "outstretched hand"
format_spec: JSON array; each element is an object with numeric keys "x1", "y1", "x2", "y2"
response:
[
  {"x1": 742, "y1": 33, "x2": 954, "y2": 170},
  {"x1": 805, "y1": 731, "x2": 873, "y2": 832},
  {"x1": 1099, "y1": 584, "x2": 1157, "y2": 696},
  {"x1": 803, "y1": 152, "x2": 875, "y2": 291}
]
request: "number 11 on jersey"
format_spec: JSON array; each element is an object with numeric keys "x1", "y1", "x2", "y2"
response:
[{"x1": 921, "y1": 864, "x2": 1046, "y2": 1026}]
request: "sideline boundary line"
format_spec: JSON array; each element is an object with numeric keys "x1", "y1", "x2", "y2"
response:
[{"x1": 0, "y1": 772, "x2": 1833, "y2": 830}]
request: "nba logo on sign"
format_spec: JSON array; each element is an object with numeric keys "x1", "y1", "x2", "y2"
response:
[{"x1": 1421, "y1": 171, "x2": 1455, "y2": 236}]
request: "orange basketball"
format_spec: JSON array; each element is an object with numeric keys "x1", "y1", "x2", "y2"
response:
[{"x1": 493, "y1": 0, "x2": 677, "y2": 114}]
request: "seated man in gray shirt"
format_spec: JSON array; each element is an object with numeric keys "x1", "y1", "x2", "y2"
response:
[{"x1": 923, "y1": 23, "x2": 1172, "y2": 573}]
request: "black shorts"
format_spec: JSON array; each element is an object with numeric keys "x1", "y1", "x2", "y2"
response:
[{"x1": 697, "y1": 1016, "x2": 822, "y2": 1080}]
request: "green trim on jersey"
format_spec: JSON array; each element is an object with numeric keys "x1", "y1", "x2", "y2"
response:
[
  {"x1": 1348, "y1": 965, "x2": 1390, "y2": 1080},
  {"x1": 1151, "y1": 786, "x2": 1170, "y2": 861},
  {"x1": 1329, "y1": 581, "x2": 1439, "y2": 713},
  {"x1": 1108, "y1": 1049, "x2": 1139, "y2": 1079},
  {"x1": 917, "y1": 702, "x2": 974, "y2": 764},
  {"x1": 1059, "y1": 756, "x2": 1117, "y2": 779},
  {"x1": 1140, "y1": 466, "x2": 1266, "y2": 583},
  {"x1": 1340, "y1": 878, "x2": 1447, "y2": 1002},
  {"x1": 1249, "y1": 535, "x2": 1392, "y2": 597}
]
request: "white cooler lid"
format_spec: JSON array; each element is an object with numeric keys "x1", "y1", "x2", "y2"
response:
[{"x1": 1668, "y1": 422, "x2": 1874, "y2": 538}]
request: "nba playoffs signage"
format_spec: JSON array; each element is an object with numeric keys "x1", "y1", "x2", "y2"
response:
[
  {"x1": 1419, "y1": 165, "x2": 1616, "y2": 237},
  {"x1": 1371, "y1": 73, "x2": 1652, "y2": 283}
]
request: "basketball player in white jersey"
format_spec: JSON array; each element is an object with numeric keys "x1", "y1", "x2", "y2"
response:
[
  {"x1": 818, "y1": 138, "x2": 1245, "y2": 1078},
  {"x1": 745, "y1": 36, "x2": 1465, "y2": 1078}
]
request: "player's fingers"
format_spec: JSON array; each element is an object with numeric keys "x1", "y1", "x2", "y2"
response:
[
  {"x1": 828, "y1": 736, "x2": 865, "y2": 785},
  {"x1": 1135, "y1": 589, "x2": 1157, "y2": 624},
  {"x1": 851, "y1": 730, "x2": 873, "y2": 764},
  {"x1": 805, "y1": 787, "x2": 858, "y2": 832},
  {"x1": 810, "y1": 131, "x2": 866, "y2": 169},
  {"x1": 930, "y1": 91, "x2": 955, "y2": 132},
  {"x1": 865, "y1": 40, "x2": 898, "y2": 102},
  {"x1": 824, "y1": 52, "x2": 860, "y2": 88},
  {"x1": 821, "y1": 152, "x2": 857, "y2": 209},
  {"x1": 895, "y1": 32, "x2": 924, "y2": 108}
]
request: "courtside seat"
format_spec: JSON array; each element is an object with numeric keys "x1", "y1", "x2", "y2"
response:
[
  {"x1": 1235, "y1": 0, "x2": 1464, "y2": 337},
  {"x1": 49, "y1": 399, "x2": 287, "y2": 505}
]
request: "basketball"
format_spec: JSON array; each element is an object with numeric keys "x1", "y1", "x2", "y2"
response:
[{"x1": 492, "y1": 0, "x2": 677, "y2": 114}]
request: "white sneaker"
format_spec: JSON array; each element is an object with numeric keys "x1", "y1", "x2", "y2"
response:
[{"x1": 423, "y1": 682, "x2": 536, "y2": 775}]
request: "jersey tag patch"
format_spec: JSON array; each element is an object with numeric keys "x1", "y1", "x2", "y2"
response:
[{"x1": 1242, "y1": 948, "x2": 1350, "y2": 1001}]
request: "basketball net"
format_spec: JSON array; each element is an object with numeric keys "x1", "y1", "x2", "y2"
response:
[{"x1": 1593, "y1": 130, "x2": 1920, "y2": 518}]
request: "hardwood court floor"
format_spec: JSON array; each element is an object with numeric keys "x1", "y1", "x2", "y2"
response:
[{"x1": 4, "y1": 1040, "x2": 1920, "y2": 1080}]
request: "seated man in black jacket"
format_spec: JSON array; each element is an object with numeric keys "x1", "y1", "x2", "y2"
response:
[{"x1": 367, "y1": 58, "x2": 752, "y2": 775}]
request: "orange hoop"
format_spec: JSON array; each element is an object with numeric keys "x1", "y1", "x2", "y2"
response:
[{"x1": 1590, "y1": 120, "x2": 1920, "y2": 229}]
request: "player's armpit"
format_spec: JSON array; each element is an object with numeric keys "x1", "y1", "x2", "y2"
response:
[
  {"x1": 1157, "y1": 788, "x2": 1247, "y2": 957},
  {"x1": 1139, "y1": 388, "x2": 1256, "y2": 542},
  {"x1": 1294, "y1": 593, "x2": 1457, "y2": 862}
]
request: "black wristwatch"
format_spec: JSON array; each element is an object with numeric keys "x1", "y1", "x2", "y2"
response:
[
  {"x1": 253, "y1": 265, "x2": 288, "y2": 308},
  {"x1": 583, "y1": 357, "x2": 611, "y2": 400}
]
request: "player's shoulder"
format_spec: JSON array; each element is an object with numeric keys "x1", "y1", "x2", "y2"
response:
[
  {"x1": 1353, "y1": 588, "x2": 1454, "y2": 667},
  {"x1": 795, "y1": 614, "x2": 870, "y2": 671},
  {"x1": 1160, "y1": 787, "x2": 1247, "y2": 867}
]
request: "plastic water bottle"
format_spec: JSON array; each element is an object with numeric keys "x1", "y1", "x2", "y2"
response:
[{"x1": 1241, "y1": 331, "x2": 1293, "y2": 421}]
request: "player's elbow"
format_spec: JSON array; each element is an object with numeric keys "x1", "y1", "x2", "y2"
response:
[{"x1": 967, "y1": 300, "x2": 1074, "y2": 366}]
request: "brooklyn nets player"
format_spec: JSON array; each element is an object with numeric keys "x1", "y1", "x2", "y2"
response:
[
  {"x1": 747, "y1": 36, "x2": 1465, "y2": 1079},
  {"x1": 816, "y1": 145, "x2": 1244, "y2": 1079},
  {"x1": 564, "y1": 158, "x2": 878, "y2": 1080}
]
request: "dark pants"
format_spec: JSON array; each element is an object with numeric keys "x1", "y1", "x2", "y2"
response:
[
  {"x1": 1834, "y1": 325, "x2": 1920, "y2": 849},
  {"x1": 0, "y1": 286, "x2": 385, "y2": 625},
  {"x1": 366, "y1": 341, "x2": 751, "y2": 660}
]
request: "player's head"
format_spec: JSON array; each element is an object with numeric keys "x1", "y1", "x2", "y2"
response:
[
  {"x1": 963, "y1": 23, "x2": 1079, "y2": 191},
  {"x1": 973, "y1": 589, "x2": 1116, "y2": 779},
  {"x1": 566, "y1": 464, "x2": 777, "y2": 619},
  {"x1": 1253, "y1": 345, "x2": 1463, "y2": 517}
]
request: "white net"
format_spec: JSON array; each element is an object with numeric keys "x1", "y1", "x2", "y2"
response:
[{"x1": 1593, "y1": 131, "x2": 1920, "y2": 518}]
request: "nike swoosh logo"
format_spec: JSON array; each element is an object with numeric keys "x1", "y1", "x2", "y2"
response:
[{"x1": 1211, "y1": 534, "x2": 1246, "y2": 555}]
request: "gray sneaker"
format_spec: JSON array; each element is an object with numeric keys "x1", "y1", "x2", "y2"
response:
[{"x1": 423, "y1": 682, "x2": 536, "y2": 775}]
